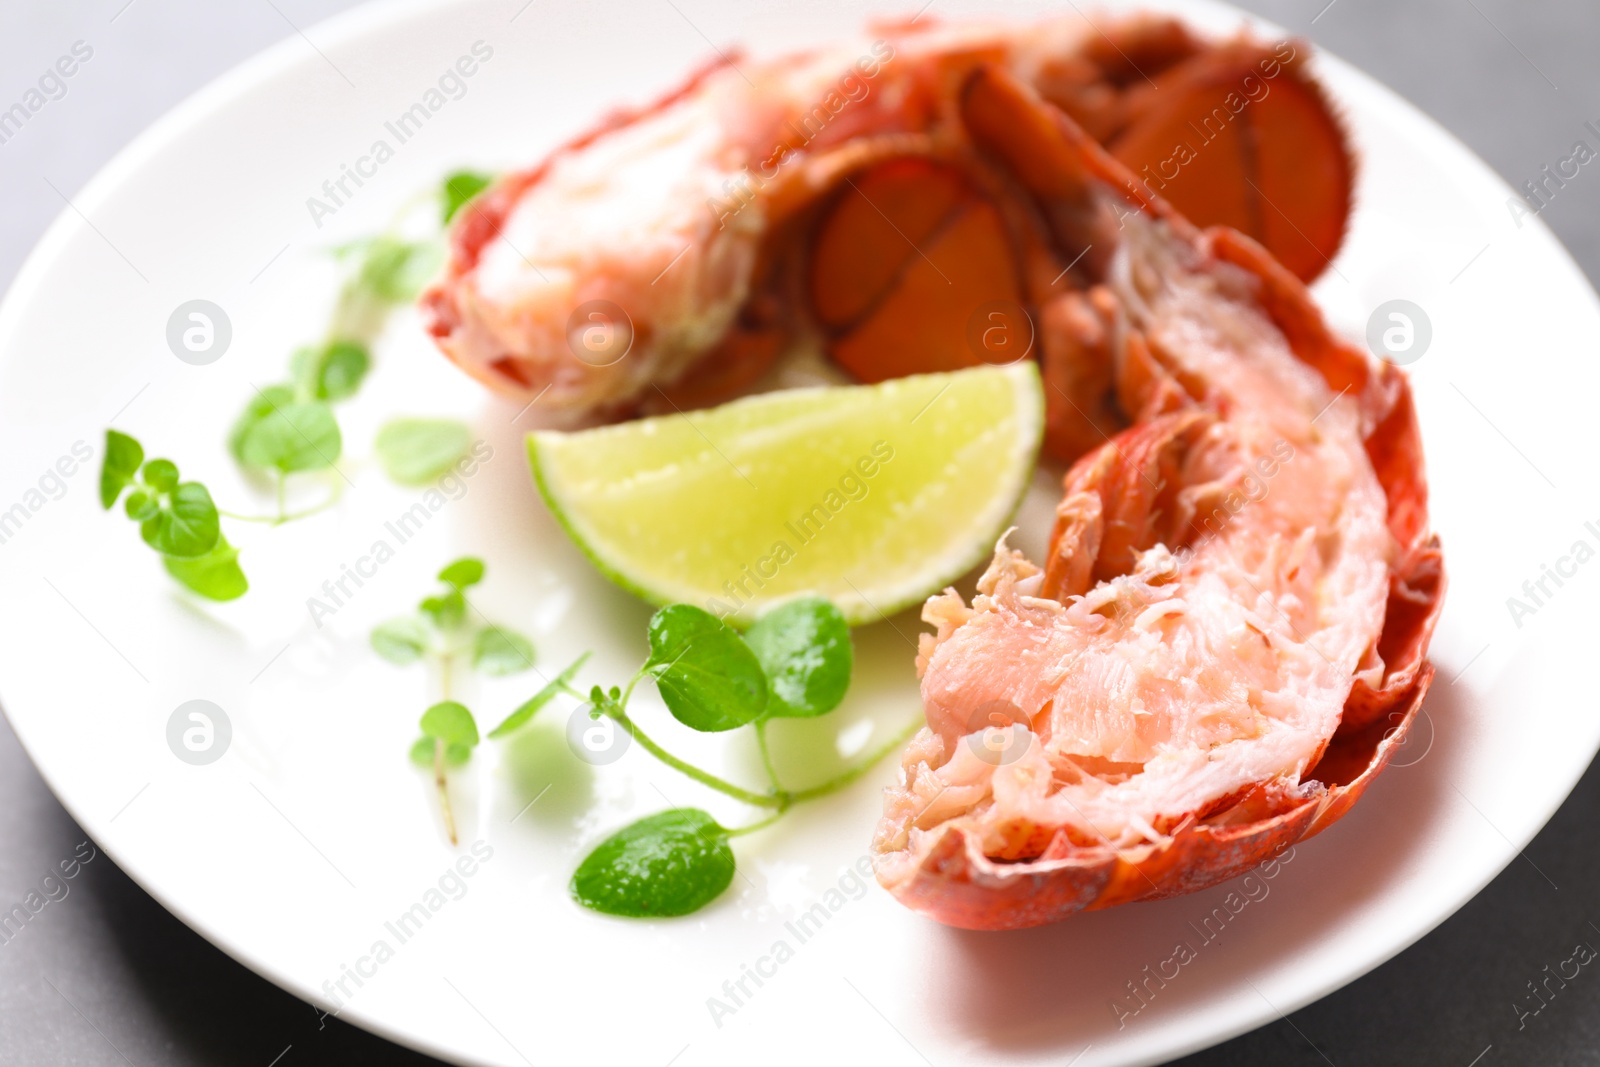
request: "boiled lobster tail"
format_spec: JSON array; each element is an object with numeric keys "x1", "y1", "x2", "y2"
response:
[{"x1": 869, "y1": 65, "x2": 1442, "y2": 930}]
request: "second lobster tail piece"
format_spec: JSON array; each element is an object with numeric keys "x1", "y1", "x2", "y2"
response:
[{"x1": 869, "y1": 64, "x2": 1442, "y2": 930}]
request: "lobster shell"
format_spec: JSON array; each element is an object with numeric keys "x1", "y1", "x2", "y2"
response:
[{"x1": 871, "y1": 78, "x2": 1444, "y2": 930}]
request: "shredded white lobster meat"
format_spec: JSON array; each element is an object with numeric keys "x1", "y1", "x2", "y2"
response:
[{"x1": 882, "y1": 215, "x2": 1391, "y2": 859}]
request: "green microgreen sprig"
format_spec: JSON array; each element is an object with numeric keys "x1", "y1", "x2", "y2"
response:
[
  {"x1": 98, "y1": 429, "x2": 246, "y2": 601},
  {"x1": 102, "y1": 172, "x2": 489, "y2": 599},
  {"x1": 488, "y1": 598, "x2": 912, "y2": 918},
  {"x1": 228, "y1": 235, "x2": 438, "y2": 515},
  {"x1": 374, "y1": 557, "x2": 535, "y2": 844},
  {"x1": 373, "y1": 417, "x2": 474, "y2": 486},
  {"x1": 369, "y1": 565, "x2": 913, "y2": 914}
]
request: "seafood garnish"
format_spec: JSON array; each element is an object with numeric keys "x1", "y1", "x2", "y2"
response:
[{"x1": 869, "y1": 66, "x2": 1442, "y2": 930}]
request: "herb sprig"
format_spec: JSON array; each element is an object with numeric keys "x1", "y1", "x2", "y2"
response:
[
  {"x1": 228, "y1": 234, "x2": 441, "y2": 517},
  {"x1": 374, "y1": 557, "x2": 536, "y2": 844},
  {"x1": 99, "y1": 429, "x2": 246, "y2": 600},
  {"x1": 225, "y1": 172, "x2": 492, "y2": 500},
  {"x1": 489, "y1": 598, "x2": 914, "y2": 918},
  {"x1": 101, "y1": 172, "x2": 489, "y2": 599},
  {"x1": 371, "y1": 569, "x2": 910, "y2": 914}
]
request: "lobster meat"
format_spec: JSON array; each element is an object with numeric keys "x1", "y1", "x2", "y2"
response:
[
  {"x1": 868, "y1": 66, "x2": 1442, "y2": 929},
  {"x1": 419, "y1": 13, "x2": 1354, "y2": 458}
]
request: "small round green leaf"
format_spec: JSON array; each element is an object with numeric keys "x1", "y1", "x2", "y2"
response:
[
  {"x1": 442, "y1": 170, "x2": 493, "y2": 224},
  {"x1": 643, "y1": 605, "x2": 767, "y2": 732},
  {"x1": 419, "y1": 590, "x2": 466, "y2": 631},
  {"x1": 141, "y1": 458, "x2": 179, "y2": 492},
  {"x1": 162, "y1": 534, "x2": 248, "y2": 601},
  {"x1": 228, "y1": 385, "x2": 295, "y2": 463},
  {"x1": 570, "y1": 809, "x2": 734, "y2": 918},
  {"x1": 354, "y1": 237, "x2": 442, "y2": 303},
  {"x1": 239, "y1": 400, "x2": 342, "y2": 473},
  {"x1": 371, "y1": 617, "x2": 430, "y2": 664},
  {"x1": 375, "y1": 418, "x2": 472, "y2": 486},
  {"x1": 471, "y1": 625, "x2": 534, "y2": 676},
  {"x1": 419, "y1": 701, "x2": 478, "y2": 748},
  {"x1": 438, "y1": 557, "x2": 485, "y2": 589},
  {"x1": 123, "y1": 490, "x2": 158, "y2": 522},
  {"x1": 100, "y1": 429, "x2": 144, "y2": 509},
  {"x1": 291, "y1": 340, "x2": 371, "y2": 402},
  {"x1": 409, "y1": 736, "x2": 472, "y2": 767},
  {"x1": 744, "y1": 597, "x2": 853, "y2": 719},
  {"x1": 139, "y1": 482, "x2": 221, "y2": 559}
]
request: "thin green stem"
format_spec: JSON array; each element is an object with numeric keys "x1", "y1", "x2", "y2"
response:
[
  {"x1": 433, "y1": 738, "x2": 458, "y2": 846},
  {"x1": 274, "y1": 471, "x2": 287, "y2": 524},
  {"x1": 618, "y1": 672, "x2": 642, "y2": 710},
  {"x1": 556, "y1": 675, "x2": 918, "y2": 819},
  {"x1": 754, "y1": 720, "x2": 783, "y2": 792},
  {"x1": 429, "y1": 651, "x2": 463, "y2": 845},
  {"x1": 725, "y1": 809, "x2": 785, "y2": 837},
  {"x1": 219, "y1": 489, "x2": 341, "y2": 526},
  {"x1": 602, "y1": 705, "x2": 787, "y2": 810},
  {"x1": 439, "y1": 652, "x2": 455, "y2": 702}
]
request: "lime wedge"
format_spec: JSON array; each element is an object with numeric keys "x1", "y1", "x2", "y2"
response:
[{"x1": 528, "y1": 363, "x2": 1044, "y2": 626}]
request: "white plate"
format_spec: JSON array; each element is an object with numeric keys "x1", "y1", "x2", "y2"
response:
[{"x1": 0, "y1": 1, "x2": 1592, "y2": 1064}]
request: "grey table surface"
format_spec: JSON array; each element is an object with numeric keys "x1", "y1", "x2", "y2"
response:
[{"x1": 1, "y1": 1, "x2": 1597, "y2": 1064}]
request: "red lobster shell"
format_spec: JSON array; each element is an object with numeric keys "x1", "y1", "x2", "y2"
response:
[{"x1": 870, "y1": 67, "x2": 1444, "y2": 931}]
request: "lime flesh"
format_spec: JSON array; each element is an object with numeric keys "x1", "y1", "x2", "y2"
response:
[{"x1": 528, "y1": 363, "x2": 1045, "y2": 626}]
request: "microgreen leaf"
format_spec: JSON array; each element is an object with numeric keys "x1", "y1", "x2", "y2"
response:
[
  {"x1": 374, "y1": 418, "x2": 472, "y2": 485},
  {"x1": 371, "y1": 617, "x2": 431, "y2": 664},
  {"x1": 745, "y1": 597, "x2": 853, "y2": 719},
  {"x1": 346, "y1": 236, "x2": 442, "y2": 304},
  {"x1": 471, "y1": 625, "x2": 534, "y2": 676},
  {"x1": 419, "y1": 590, "x2": 466, "y2": 631},
  {"x1": 442, "y1": 170, "x2": 492, "y2": 224},
  {"x1": 228, "y1": 385, "x2": 296, "y2": 463},
  {"x1": 643, "y1": 605, "x2": 767, "y2": 732},
  {"x1": 437, "y1": 557, "x2": 484, "y2": 589},
  {"x1": 141, "y1": 458, "x2": 179, "y2": 492},
  {"x1": 570, "y1": 808, "x2": 735, "y2": 918},
  {"x1": 417, "y1": 694, "x2": 478, "y2": 846},
  {"x1": 409, "y1": 737, "x2": 473, "y2": 767},
  {"x1": 139, "y1": 482, "x2": 221, "y2": 559},
  {"x1": 123, "y1": 490, "x2": 157, "y2": 522},
  {"x1": 328, "y1": 238, "x2": 443, "y2": 340},
  {"x1": 488, "y1": 652, "x2": 591, "y2": 738},
  {"x1": 162, "y1": 533, "x2": 248, "y2": 601},
  {"x1": 420, "y1": 701, "x2": 479, "y2": 749},
  {"x1": 238, "y1": 399, "x2": 342, "y2": 473},
  {"x1": 291, "y1": 340, "x2": 370, "y2": 402},
  {"x1": 100, "y1": 429, "x2": 143, "y2": 509}
]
